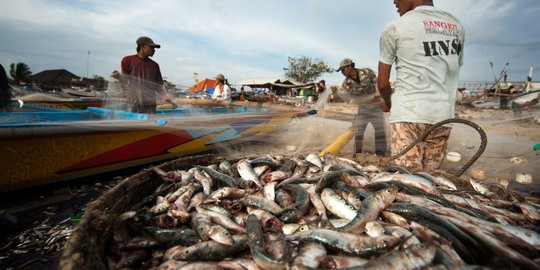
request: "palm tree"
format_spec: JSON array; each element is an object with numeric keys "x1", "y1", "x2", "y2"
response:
[{"x1": 9, "y1": 62, "x2": 32, "y2": 85}]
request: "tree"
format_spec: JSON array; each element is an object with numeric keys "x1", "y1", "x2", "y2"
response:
[
  {"x1": 9, "y1": 62, "x2": 32, "y2": 85},
  {"x1": 92, "y1": 74, "x2": 106, "y2": 91},
  {"x1": 283, "y1": 56, "x2": 334, "y2": 83}
]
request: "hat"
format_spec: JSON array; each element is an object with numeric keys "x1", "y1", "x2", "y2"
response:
[
  {"x1": 319, "y1": 80, "x2": 326, "y2": 84},
  {"x1": 215, "y1": 74, "x2": 225, "y2": 82},
  {"x1": 110, "y1": 70, "x2": 120, "y2": 77},
  {"x1": 336, "y1": 58, "x2": 353, "y2": 71},
  {"x1": 136, "y1": 36, "x2": 161, "y2": 48}
]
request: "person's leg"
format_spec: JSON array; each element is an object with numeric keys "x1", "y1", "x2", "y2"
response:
[
  {"x1": 354, "y1": 107, "x2": 369, "y2": 154},
  {"x1": 512, "y1": 102, "x2": 522, "y2": 118},
  {"x1": 422, "y1": 126, "x2": 451, "y2": 170},
  {"x1": 369, "y1": 107, "x2": 388, "y2": 156},
  {"x1": 391, "y1": 122, "x2": 424, "y2": 168}
]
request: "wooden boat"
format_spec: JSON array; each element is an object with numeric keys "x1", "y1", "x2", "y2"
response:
[
  {"x1": 10, "y1": 93, "x2": 117, "y2": 112},
  {"x1": 0, "y1": 103, "x2": 307, "y2": 192}
]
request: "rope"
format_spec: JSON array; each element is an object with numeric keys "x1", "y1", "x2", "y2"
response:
[{"x1": 387, "y1": 118, "x2": 488, "y2": 177}]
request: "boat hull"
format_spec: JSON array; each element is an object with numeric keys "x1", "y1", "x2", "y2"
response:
[{"x1": 0, "y1": 108, "x2": 296, "y2": 192}]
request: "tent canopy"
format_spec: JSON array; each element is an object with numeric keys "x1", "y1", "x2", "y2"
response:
[{"x1": 187, "y1": 79, "x2": 218, "y2": 92}]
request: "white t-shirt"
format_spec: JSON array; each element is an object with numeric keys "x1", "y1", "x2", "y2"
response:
[
  {"x1": 212, "y1": 84, "x2": 231, "y2": 101},
  {"x1": 379, "y1": 5, "x2": 465, "y2": 125}
]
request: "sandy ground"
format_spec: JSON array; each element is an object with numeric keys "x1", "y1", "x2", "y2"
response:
[{"x1": 217, "y1": 103, "x2": 540, "y2": 195}]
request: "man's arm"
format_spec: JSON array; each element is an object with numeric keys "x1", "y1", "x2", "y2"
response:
[{"x1": 377, "y1": 61, "x2": 392, "y2": 112}]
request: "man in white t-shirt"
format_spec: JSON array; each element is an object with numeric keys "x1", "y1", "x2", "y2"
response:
[
  {"x1": 377, "y1": 0, "x2": 465, "y2": 170},
  {"x1": 212, "y1": 74, "x2": 231, "y2": 101}
]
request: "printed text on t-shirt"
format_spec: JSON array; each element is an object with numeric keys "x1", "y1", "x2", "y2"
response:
[
  {"x1": 423, "y1": 20, "x2": 459, "y2": 36},
  {"x1": 423, "y1": 39, "x2": 462, "y2": 57}
]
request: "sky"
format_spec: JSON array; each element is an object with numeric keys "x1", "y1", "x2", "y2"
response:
[{"x1": 1, "y1": 0, "x2": 540, "y2": 89}]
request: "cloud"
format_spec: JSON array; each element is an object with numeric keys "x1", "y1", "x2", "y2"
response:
[{"x1": 1, "y1": 0, "x2": 539, "y2": 86}]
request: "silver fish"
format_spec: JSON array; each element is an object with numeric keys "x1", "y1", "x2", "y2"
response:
[
  {"x1": 208, "y1": 224, "x2": 234, "y2": 246},
  {"x1": 337, "y1": 186, "x2": 398, "y2": 233},
  {"x1": 320, "y1": 188, "x2": 357, "y2": 220},
  {"x1": 236, "y1": 159, "x2": 263, "y2": 190},
  {"x1": 287, "y1": 229, "x2": 402, "y2": 257},
  {"x1": 218, "y1": 258, "x2": 263, "y2": 270},
  {"x1": 356, "y1": 243, "x2": 436, "y2": 270},
  {"x1": 292, "y1": 242, "x2": 326, "y2": 269},
  {"x1": 168, "y1": 235, "x2": 248, "y2": 261},
  {"x1": 305, "y1": 153, "x2": 323, "y2": 168}
]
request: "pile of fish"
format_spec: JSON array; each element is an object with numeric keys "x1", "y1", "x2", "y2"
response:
[{"x1": 105, "y1": 153, "x2": 540, "y2": 269}]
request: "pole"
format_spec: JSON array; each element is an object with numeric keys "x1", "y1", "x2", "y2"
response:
[
  {"x1": 86, "y1": 50, "x2": 90, "y2": 78},
  {"x1": 319, "y1": 127, "x2": 355, "y2": 157}
]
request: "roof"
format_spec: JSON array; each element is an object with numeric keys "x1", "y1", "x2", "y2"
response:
[
  {"x1": 238, "y1": 78, "x2": 314, "y2": 89},
  {"x1": 237, "y1": 79, "x2": 280, "y2": 86},
  {"x1": 31, "y1": 69, "x2": 80, "y2": 84},
  {"x1": 187, "y1": 78, "x2": 218, "y2": 92}
]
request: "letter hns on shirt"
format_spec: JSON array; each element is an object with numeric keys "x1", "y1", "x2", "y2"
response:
[{"x1": 422, "y1": 20, "x2": 462, "y2": 57}]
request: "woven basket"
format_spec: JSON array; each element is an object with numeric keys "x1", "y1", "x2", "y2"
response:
[{"x1": 59, "y1": 154, "x2": 219, "y2": 270}]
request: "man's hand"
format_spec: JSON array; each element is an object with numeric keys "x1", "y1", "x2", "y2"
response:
[{"x1": 379, "y1": 101, "x2": 391, "y2": 112}]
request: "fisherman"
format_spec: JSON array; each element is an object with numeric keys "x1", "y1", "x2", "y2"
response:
[
  {"x1": 378, "y1": 0, "x2": 465, "y2": 170},
  {"x1": 316, "y1": 79, "x2": 326, "y2": 100},
  {"x1": 212, "y1": 74, "x2": 231, "y2": 101},
  {"x1": 335, "y1": 58, "x2": 388, "y2": 156},
  {"x1": 0, "y1": 64, "x2": 11, "y2": 112},
  {"x1": 119, "y1": 36, "x2": 171, "y2": 113}
]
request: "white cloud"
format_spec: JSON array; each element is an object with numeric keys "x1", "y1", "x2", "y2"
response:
[{"x1": 1, "y1": 0, "x2": 540, "y2": 86}]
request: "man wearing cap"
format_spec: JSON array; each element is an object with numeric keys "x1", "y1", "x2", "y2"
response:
[
  {"x1": 119, "y1": 36, "x2": 170, "y2": 113},
  {"x1": 212, "y1": 74, "x2": 231, "y2": 101},
  {"x1": 378, "y1": 0, "x2": 465, "y2": 170},
  {"x1": 336, "y1": 58, "x2": 388, "y2": 156}
]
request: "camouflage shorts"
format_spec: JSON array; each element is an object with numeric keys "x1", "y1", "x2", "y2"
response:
[{"x1": 391, "y1": 122, "x2": 451, "y2": 170}]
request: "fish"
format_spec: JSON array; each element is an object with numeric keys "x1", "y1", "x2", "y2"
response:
[
  {"x1": 292, "y1": 242, "x2": 326, "y2": 269},
  {"x1": 191, "y1": 212, "x2": 213, "y2": 241},
  {"x1": 206, "y1": 187, "x2": 246, "y2": 203},
  {"x1": 218, "y1": 160, "x2": 235, "y2": 177},
  {"x1": 319, "y1": 255, "x2": 369, "y2": 269},
  {"x1": 277, "y1": 184, "x2": 310, "y2": 223},
  {"x1": 196, "y1": 206, "x2": 246, "y2": 234},
  {"x1": 197, "y1": 166, "x2": 238, "y2": 189},
  {"x1": 144, "y1": 226, "x2": 198, "y2": 243},
  {"x1": 218, "y1": 258, "x2": 263, "y2": 270},
  {"x1": 287, "y1": 229, "x2": 402, "y2": 257},
  {"x1": 150, "y1": 196, "x2": 170, "y2": 215},
  {"x1": 168, "y1": 235, "x2": 248, "y2": 261},
  {"x1": 208, "y1": 224, "x2": 234, "y2": 246},
  {"x1": 242, "y1": 195, "x2": 284, "y2": 216},
  {"x1": 446, "y1": 216, "x2": 540, "y2": 269},
  {"x1": 305, "y1": 153, "x2": 323, "y2": 168},
  {"x1": 373, "y1": 174, "x2": 440, "y2": 195},
  {"x1": 337, "y1": 186, "x2": 398, "y2": 233},
  {"x1": 320, "y1": 188, "x2": 357, "y2": 220},
  {"x1": 355, "y1": 243, "x2": 437, "y2": 270},
  {"x1": 236, "y1": 159, "x2": 263, "y2": 190},
  {"x1": 263, "y1": 181, "x2": 276, "y2": 201},
  {"x1": 246, "y1": 214, "x2": 290, "y2": 270}
]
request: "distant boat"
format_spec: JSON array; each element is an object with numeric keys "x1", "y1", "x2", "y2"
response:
[
  {"x1": 0, "y1": 103, "x2": 308, "y2": 192},
  {"x1": 10, "y1": 93, "x2": 122, "y2": 112}
]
